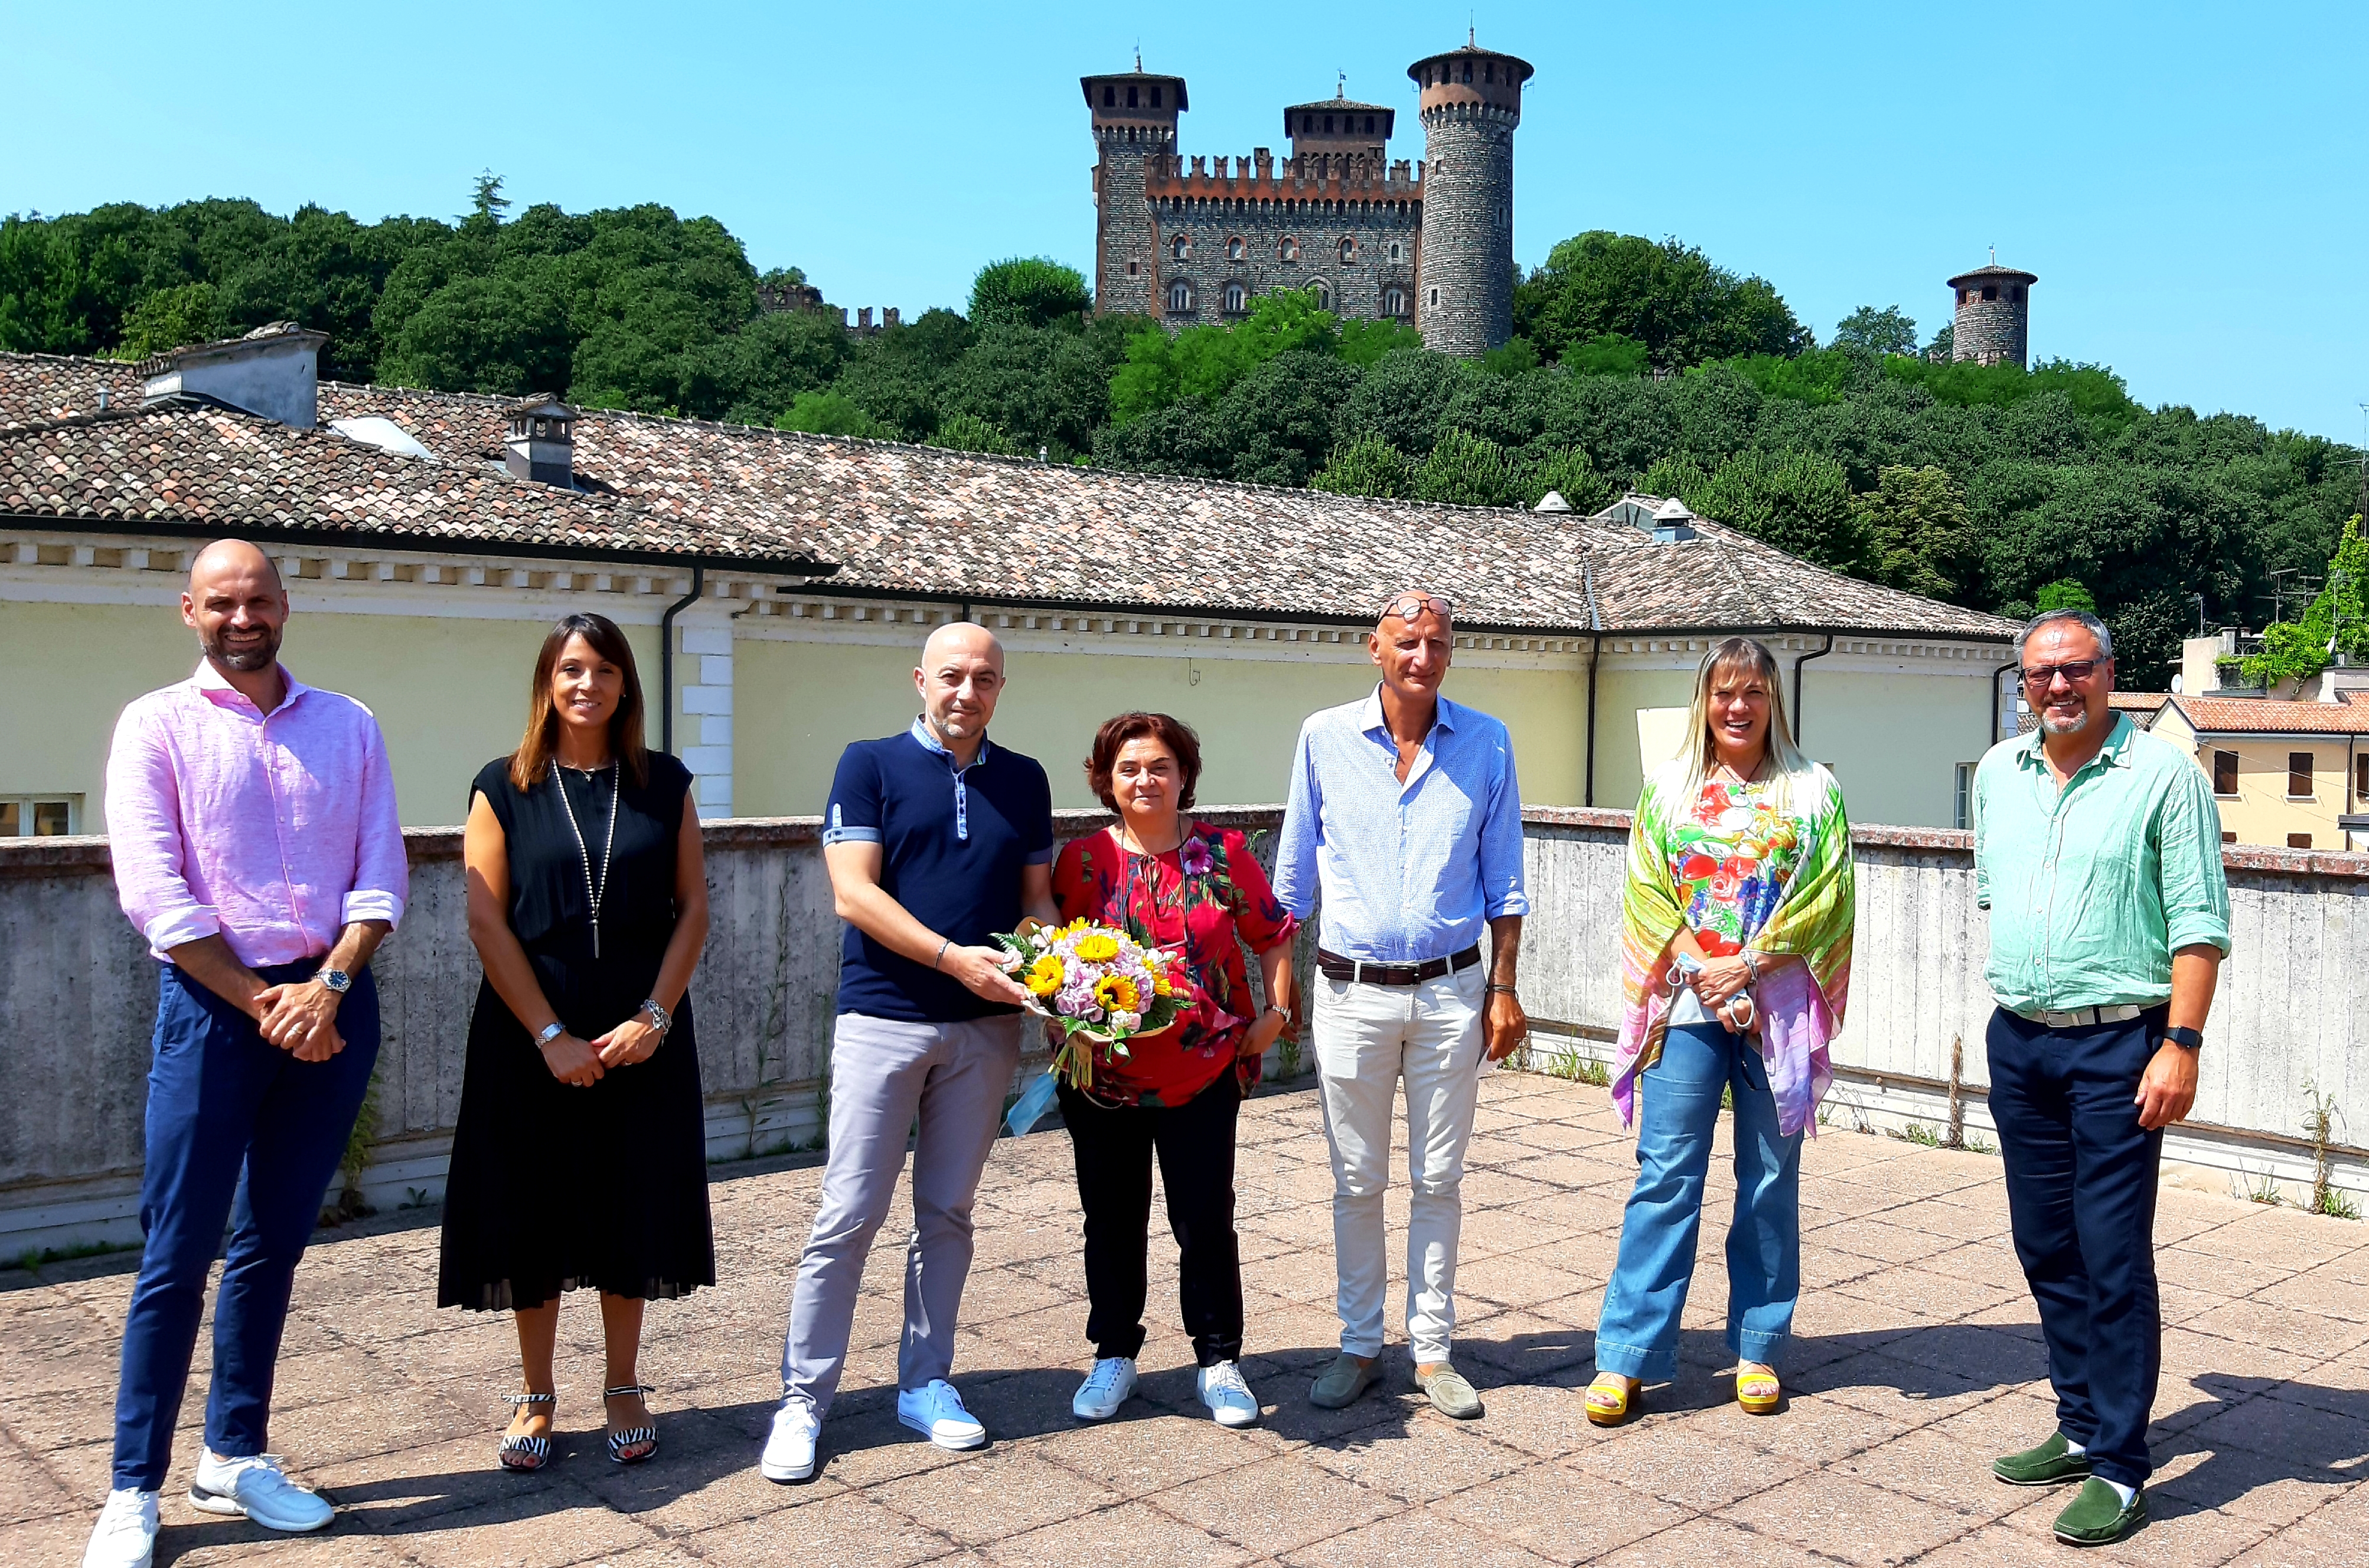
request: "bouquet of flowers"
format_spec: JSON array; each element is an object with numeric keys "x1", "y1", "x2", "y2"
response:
[{"x1": 992, "y1": 917, "x2": 1190, "y2": 1093}]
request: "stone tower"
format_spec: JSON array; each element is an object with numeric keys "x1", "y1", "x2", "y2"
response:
[
  {"x1": 1947, "y1": 262, "x2": 2037, "y2": 368},
  {"x1": 1408, "y1": 38, "x2": 1531, "y2": 357},
  {"x1": 1082, "y1": 69, "x2": 1188, "y2": 320}
]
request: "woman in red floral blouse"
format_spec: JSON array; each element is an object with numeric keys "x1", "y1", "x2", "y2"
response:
[{"x1": 1050, "y1": 712, "x2": 1298, "y2": 1430}]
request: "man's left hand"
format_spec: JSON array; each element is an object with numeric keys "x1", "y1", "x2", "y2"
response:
[
  {"x1": 1484, "y1": 986, "x2": 1528, "y2": 1062},
  {"x1": 257, "y1": 980, "x2": 344, "y2": 1061},
  {"x1": 2134, "y1": 1040, "x2": 2199, "y2": 1130}
]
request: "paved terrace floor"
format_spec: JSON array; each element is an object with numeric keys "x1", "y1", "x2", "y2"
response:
[{"x1": 6, "y1": 1071, "x2": 2367, "y2": 1567}]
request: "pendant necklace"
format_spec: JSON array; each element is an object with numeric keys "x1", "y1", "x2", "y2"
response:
[{"x1": 553, "y1": 759, "x2": 619, "y2": 958}]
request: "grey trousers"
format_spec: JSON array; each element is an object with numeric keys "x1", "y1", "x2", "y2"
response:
[{"x1": 779, "y1": 1011, "x2": 1022, "y2": 1416}]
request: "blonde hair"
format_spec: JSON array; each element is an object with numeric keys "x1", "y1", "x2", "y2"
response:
[{"x1": 1672, "y1": 636, "x2": 1826, "y2": 818}]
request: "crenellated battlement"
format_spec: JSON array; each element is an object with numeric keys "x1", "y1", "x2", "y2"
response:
[{"x1": 1143, "y1": 150, "x2": 1421, "y2": 203}]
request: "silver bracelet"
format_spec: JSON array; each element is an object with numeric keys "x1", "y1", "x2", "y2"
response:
[
  {"x1": 932, "y1": 937, "x2": 952, "y2": 971},
  {"x1": 639, "y1": 998, "x2": 671, "y2": 1036}
]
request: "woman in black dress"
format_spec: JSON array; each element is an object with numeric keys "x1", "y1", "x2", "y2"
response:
[{"x1": 438, "y1": 612, "x2": 714, "y2": 1471}]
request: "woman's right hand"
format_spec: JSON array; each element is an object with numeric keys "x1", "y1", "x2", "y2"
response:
[
  {"x1": 1692, "y1": 955, "x2": 1754, "y2": 1008},
  {"x1": 539, "y1": 1031, "x2": 606, "y2": 1087}
]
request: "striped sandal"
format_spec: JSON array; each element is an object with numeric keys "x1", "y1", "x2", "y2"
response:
[
  {"x1": 497, "y1": 1391, "x2": 555, "y2": 1472},
  {"x1": 603, "y1": 1384, "x2": 659, "y2": 1465},
  {"x1": 1584, "y1": 1373, "x2": 1641, "y2": 1427},
  {"x1": 1735, "y1": 1366, "x2": 1782, "y2": 1415}
]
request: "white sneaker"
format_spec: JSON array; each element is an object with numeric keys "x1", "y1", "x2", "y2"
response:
[
  {"x1": 81, "y1": 1489, "x2": 158, "y2": 1568},
  {"x1": 1197, "y1": 1360, "x2": 1261, "y2": 1428},
  {"x1": 759, "y1": 1397, "x2": 819, "y2": 1483},
  {"x1": 1071, "y1": 1357, "x2": 1139, "y2": 1422},
  {"x1": 896, "y1": 1379, "x2": 987, "y2": 1450},
  {"x1": 187, "y1": 1452, "x2": 332, "y2": 1533}
]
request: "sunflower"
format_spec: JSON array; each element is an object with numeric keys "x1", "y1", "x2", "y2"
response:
[
  {"x1": 1025, "y1": 955, "x2": 1066, "y2": 997},
  {"x1": 1093, "y1": 974, "x2": 1141, "y2": 1014},
  {"x1": 1073, "y1": 931, "x2": 1121, "y2": 963}
]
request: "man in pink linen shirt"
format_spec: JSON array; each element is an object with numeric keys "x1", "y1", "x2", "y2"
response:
[{"x1": 83, "y1": 540, "x2": 406, "y2": 1568}]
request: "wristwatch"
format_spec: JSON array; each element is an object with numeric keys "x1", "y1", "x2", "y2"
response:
[
  {"x1": 535, "y1": 1021, "x2": 568, "y2": 1049},
  {"x1": 2162, "y1": 1026, "x2": 2204, "y2": 1053},
  {"x1": 316, "y1": 968, "x2": 352, "y2": 995},
  {"x1": 1265, "y1": 1001, "x2": 1292, "y2": 1021}
]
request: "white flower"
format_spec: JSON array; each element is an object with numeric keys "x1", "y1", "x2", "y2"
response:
[{"x1": 1111, "y1": 1010, "x2": 1142, "y2": 1032}]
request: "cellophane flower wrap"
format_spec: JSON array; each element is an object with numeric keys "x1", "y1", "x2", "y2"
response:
[{"x1": 992, "y1": 917, "x2": 1193, "y2": 1092}]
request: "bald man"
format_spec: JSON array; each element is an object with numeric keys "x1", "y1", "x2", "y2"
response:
[
  {"x1": 762, "y1": 622, "x2": 1055, "y2": 1482},
  {"x1": 86, "y1": 540, "x2": 406, "y2": 1566}
]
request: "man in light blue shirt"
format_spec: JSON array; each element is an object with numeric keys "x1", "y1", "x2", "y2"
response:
[{"x1": 1274, "y1": 590, "x2": 1529, "y2": 1420}]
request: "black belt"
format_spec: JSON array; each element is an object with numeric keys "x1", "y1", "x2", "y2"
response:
[{"x1": 1317, "y1": 943, "x2": 1482, "y2": 988}]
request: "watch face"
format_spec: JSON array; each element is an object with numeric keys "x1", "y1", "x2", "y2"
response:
[{"x1": 319, "y1": 970, "x2": 351, "y2": 993}]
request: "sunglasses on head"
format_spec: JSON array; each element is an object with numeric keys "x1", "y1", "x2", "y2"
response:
[
  {"x1": 2020, "y1": 659, "x2": 2103, "y2": 690},
  {"x1": 1379, "y1": 593, "x2": 1454, "y2": 623}
]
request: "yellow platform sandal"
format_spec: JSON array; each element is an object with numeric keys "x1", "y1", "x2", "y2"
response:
[
  {"x1": 1584, "y1": 1373, "x2": 1641, "y2": 1427},
  {"x1": 1735, "y1": 1364, "x2": 1782, "y2": 1415}
]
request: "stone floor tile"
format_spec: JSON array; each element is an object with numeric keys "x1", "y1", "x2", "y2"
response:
[
  {"x1": 1825, "y1": 1423, "x2": 2042, "y2": 1518},
  {"x1": 375, "y1": 1479, "x2": 665, "y2": 1567},
  {"x1": 985, "y1": 1499, "x2": 1257, "y2": 1568},
  {"x1": 1724, "y1": 1472, "x2": 1976, "y2": 1564},
  {"x1": 1298, "y1": 1415, "x2": 1530, "y2": 1505},
  {"x1": 1437, "y1": 1465, "x2": 1692, "y2": 1561},
  {"x1": 867, "y1": 1450, "x2": 1122, "y2": 1547},
  {"x1": 1147, "y1": 1452, "x2": 1402, "y2": 1557},
  {"x1": 694, "y1": 1488, "x2": 954, "y2": 1567},
  {"x1": 1585, "y1": 1514, "x2": 1838, "y2": 1567},
  {"x1": 1565, "y1": 1417, "x2": 1814, "y2": 1511},
  {"x1": 1274, "y1": 1507, "x2": 1562, "y2": 1567},
  {"x1": 2180, "y1": 1298, "x2": 2369, "y2": 1364}
]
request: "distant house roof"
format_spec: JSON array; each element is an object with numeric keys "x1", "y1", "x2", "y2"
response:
[
  {"x1": 2161, "y1": 695, "x2": 2369, "y2": 737},
  {"x1": 0, "y1": 351, "x2": 2019, "y2": 641},
  {"x1": 2110, "y1": 691, "x2": 2171, "y2": 727}
]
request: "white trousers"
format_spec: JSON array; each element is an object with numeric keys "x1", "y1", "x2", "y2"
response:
[{"x1": 1312, "y1": 962, "x2": 1486, "y2": 1364}]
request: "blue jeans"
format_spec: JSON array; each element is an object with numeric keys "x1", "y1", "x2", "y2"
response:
[
  {"x1": 110, "y1": 961, "x2": 380, "y2": 1489},
  {"x1": 1595, "y1": 1022, "x2": 1802, "y2": 1380}
]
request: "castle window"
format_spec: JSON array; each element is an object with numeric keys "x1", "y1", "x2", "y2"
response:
[
  {"x1": 1384, "y1": 286, "x2": 1407, "y2": 316},
  {"x1": 1324, "y1": 113, "x2": 1335, "y2": 133},
  {"x1": 1226, "y1": 236, "x2": 1245, "y2": 260},
  {"x1": 1104, "y1": 84, "x2": 1114, "y2": 107},
  {"x1": 1127, "y1": 259, "x2": 1140, "y2": 276},
  {"x1": 1279, "y1": 236, "x2": 1300, "y2": 263},
  {"x1": 1484, "y1": 60, "x2": 1494, "y2": 82},
  {"x1": 1389, "y1": 241, "x2": 1403, "y2": 262},
  {"x1": 1365, "y1": 115, "x2": 1375, "y2": 133},
  {"x1": 1339, "y1": 237, "x2": 1356, "y2": 263},
  {"x1": 1172, "y1": 234, "x2": 1191, "y2": 261},
  {"x1": 1168, "y1": 280, "x2": 1194, "y2": 312},
  {"x1": 1152, "y1": 85, "x2": 1163, "y2": 107},
  {"x1": 1428, "y1": 286, "x2": 1440, "y2": 308},
  {"x1": 1225, "y1": 282, "x2": 1246, "y2": 313},
  {"x1": 1462, "y1": 60, "x2": 1473, "y2": 83},
  {"x1": 1128, "y1": 84, "x2": 1139, "y2": 108},
  {"x1": 1982, "y1": 284, "x2": 1999, "y2": 302},
  {"x1": 1313, "y1": 279, "x2": 1332, "y2": 309},
  {"x1": 2011, "y1": 285, "x2": 2025, "y2": 303}
]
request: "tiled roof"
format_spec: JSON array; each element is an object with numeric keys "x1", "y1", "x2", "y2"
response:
[
  {"x1": 312, "y1": 381, "x2": 2017, "y2": 639},
  {"x1": 2163, "y1": 695, "x2": 2369, "y2": 736},
  {"x1": 0, "y1": 402, "x2": 830, "y2": 570},
  {"x1": 0, "y1": 353, "x2": 2019, "y2": 640}
]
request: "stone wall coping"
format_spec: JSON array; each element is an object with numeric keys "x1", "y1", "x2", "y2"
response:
[{"x1": 9, "y1": 804, "x2": 2365, "y2": 883}]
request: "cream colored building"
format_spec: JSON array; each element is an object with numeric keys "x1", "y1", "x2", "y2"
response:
[{"x1": 2, "y1": 334, "x2": 2017, "y2": 835}]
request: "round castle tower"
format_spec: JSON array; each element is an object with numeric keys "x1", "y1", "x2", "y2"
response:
[
  {"x1": 1082, "y1": 70, "x2": 1189, "y2": 321},
  {"x1": 1947, "y1": 262, "x2": 2037, "y2": 368},
  {"x1": 1408, "y1": 39, "x2": 1531, "y2": 357}
]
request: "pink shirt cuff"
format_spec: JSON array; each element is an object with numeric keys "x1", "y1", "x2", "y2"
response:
[
  {"x1": 143, "y1": 906, "x2": 221, "y2": 952},
  {"x1": 342, "y1": 890, "x2": 405, "y2": 930}
]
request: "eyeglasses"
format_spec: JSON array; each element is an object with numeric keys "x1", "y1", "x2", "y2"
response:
[
  {"x1": 1379, "y1": 593, "x2": 1454, "y2": 623},
  {"x1": 2020, "y1": 659, "x2": 2102, "y2": 690}
]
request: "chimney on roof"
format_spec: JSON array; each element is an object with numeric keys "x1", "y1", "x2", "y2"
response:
[
  {"x1": 138, "y1": 322, "x2": 328, "y2": 428},
  {"x1": 504, "y1": 395, "x2": 576, "y2": 487},
  {"x1": 1650, "y1": 496, "x2": 1698, "y2": 543},
  {"x1": 1533, "y1": 490, "x2": 1573, "y2": 513}
]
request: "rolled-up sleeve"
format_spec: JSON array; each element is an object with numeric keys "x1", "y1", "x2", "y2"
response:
[
  {"x1": 2157, "y1": 763, "x2": 2231, "y2": 955},
  {"x1": 103, "y1": 700, "x2": 218, "y2": 951},
  {"x1": 1479, "y1": 729, "x2": 1529, "y2": 919},
  {"x1": 340, "y1": 716, "x2": 408, "y2": 930},
  {"x1": 1271, "y1": 721, "x2": 1321, "y2": 920}
]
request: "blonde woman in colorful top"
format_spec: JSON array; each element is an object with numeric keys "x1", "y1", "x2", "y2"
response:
[{"x1": 1585, "y1": 637, "x2": 1855, "y2": 1426}]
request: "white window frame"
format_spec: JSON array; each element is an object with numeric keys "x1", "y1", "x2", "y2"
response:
[{"x1": 0, "y1": 794, "x2": 81, "y2": 837}]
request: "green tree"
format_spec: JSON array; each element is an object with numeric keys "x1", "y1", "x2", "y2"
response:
[
  {"x1": 775, "y1": 389, "x2": 893, "y2": 440},
  {"x1": 1832, "y1": 305, "x2": 1918, "y2": 355},
  {"x1": 471, "y1": 172, "x2": 511, "y2": 224},
  {"x1": 1517, "y1": 445, "x2": 1617, "y2": 512},
  {"x1": 378, "y1": 270, "x2": 572, "y2": 396},
  {"x1": 1415, "y1": 428, "x2": 1517, "y2": 508},
  {"x1": 940, "y1": 324, "x2": 1110, "y2": 458},
  {"x1": 2244, "y1": 515, "x2": 2369, "y2": 687},
  {"x1": 2034, "y1": 579, "x2": 2097, "y2": 612},
  {"x1": 1646, "y1": 447, "x2": 1878, "y2": 576},
  {"x1": 1311, "y1": 433, "x2": 1416, "y2": 499},
  {"x1": 115, "y1": 282, "x2": 222, "y2": 358},
  {"x1": 968, "y1": 257, "x2": 1091, "y2": 329},
  {"x1": 1564, "y1": 332, "x2": 1650, "y2": 377},
  {"x1": 1110, "y1": 288, "x2": 1343, "y2": 422},
  {"x1": 1856, "y1": 464, "x2": 1973, "y2": 599},
  {"x1": 1513, "y1": 231, "x2": 1811, "y2": 371},
  {"x1": 928, "y1": 411, "x2": 1021, "y2": 456}
]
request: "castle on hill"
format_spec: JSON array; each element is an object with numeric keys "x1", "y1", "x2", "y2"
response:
[{"x1": 1085, "y1": 38, "x2": 1531, "y2": 358}]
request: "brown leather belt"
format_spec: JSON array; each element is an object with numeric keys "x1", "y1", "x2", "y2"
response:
[{"x1": 1316, "y1": 943, "x2": 1482, "y2": 988}]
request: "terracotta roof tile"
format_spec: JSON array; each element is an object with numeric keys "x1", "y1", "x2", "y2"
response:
[{"x1": 2165, "y1": 695, "x2": 2369, "y2": 735}]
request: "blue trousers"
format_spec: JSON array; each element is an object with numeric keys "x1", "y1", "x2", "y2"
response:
[
  {"x1": 1985, "y1": 1004, "x2": 2167, "y2": 1490},
  {"x1": 1595, "y1": 1022, "x2": 1802, "y2": 1380},
  {"x1": 110, "y1": 961, "x2": 380, "y2": 1490}
]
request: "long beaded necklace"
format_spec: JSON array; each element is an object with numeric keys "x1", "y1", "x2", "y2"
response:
[{"x1": 552, "y1": 759, "x2": 619, "y2": 958}]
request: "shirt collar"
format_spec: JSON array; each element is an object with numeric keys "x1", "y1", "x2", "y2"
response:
[
  {"x1": 909, "y1": 716, "x2": 991, "y2": 767},
  {"x1": 190, "y1": 658, "x2": 310, "y2": 719},
  {"x1": 1359, "y1": 684, "x2": 1458, "y2": 741},
  {"x1": 2015, "y1": 709, "x2": 2134, "y2": 774}
]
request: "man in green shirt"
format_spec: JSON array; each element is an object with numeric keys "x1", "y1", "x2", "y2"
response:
[{"x1": 1969, "y1": 608, "x2": 2229, "y2": 1547}]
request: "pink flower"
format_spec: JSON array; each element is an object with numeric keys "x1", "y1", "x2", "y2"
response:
[{"x1": 1179, "y1": 836, "x2": 1214, "y2": 877}]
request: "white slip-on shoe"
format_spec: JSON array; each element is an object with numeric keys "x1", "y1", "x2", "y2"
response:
[
  {"x1": 896, "y1": 1379, "x2": 987, "y2": 1450},
  {"x1": 1071, "y1": 1357, "x2": 1139, "y2": 1422},
  {"x1": 81, "y1": 1488, "x2": 158, "y2": 1568},
  {"x1": 187, "y1": 1452, "x2": 333, "y2": 1533},
  {"x1": 1197, "y1": 1360, "x2": 1261, "y2": 1428},
  {"x1": 759, "y1": 1397, "x2": 820, "y2": 1483}
]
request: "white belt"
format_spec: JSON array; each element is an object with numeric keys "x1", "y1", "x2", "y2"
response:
[{"x1": 2015, "y1": 1004, "x2": 2145, "y2": 1029}]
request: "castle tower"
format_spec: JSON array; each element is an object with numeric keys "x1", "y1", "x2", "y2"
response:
[
  {"x1": 1283, "y1": 84, "x2": 1395, "y2": 164},
  {"x1": 1408, "y1": 38, "x2": 1531, "y2": 357},
  {"x1": 1947, "y1": 261, "x2": 2037, "y2": 368},
  {"x1": 1083, "y1": 68, "x2": 1187, "y2": 319}
]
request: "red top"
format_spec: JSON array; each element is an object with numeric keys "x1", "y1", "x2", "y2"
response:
[{"x1": 1050, "y1": 821, "x2": 1300, "y2": 1108}]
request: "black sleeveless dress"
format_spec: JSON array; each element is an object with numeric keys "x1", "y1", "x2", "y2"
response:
[{"x1": 436, "y1": 753, "x2": 716, "y2": 1311}]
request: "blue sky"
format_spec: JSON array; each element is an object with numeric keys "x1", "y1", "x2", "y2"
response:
[{"x1": 6, "y1": 1, "x2": 2364, "y2": 439}]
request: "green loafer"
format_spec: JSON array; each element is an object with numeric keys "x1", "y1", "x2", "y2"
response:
[
  {"x1": 2053, "y1": 1478, "x2": 2146, "y2": 1546},
  {"x1": 1992, "y1": 1431, "x2": 2093, "y2": 1487},
  {"x1": 1414, "y1": 1363, "x2": 1483, "y2": 1420},
  {"x1": 1309, "y1": 1353, "x2": 1378, "y2": 1410}
]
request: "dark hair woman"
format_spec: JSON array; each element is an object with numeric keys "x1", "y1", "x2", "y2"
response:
[
  {"x1": 437, "y1": 613, "x2": 715, "y2": 1471},
  {"x1": 1051, "y1": 712, "x2": 1298, "y2": 1430}
]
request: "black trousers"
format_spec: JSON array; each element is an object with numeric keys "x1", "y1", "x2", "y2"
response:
[
  {"x1": 1058, "y1": 1074, "x2": 1245, "y2": 1367},
  {"x1": 1985, "y1": 1004, "x2": 2169, "y2": 1490}
]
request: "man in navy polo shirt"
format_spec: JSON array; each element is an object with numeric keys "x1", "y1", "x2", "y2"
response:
[{"x1": 762, "y1": 621, "x2": 1055, "y2": 1481}]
